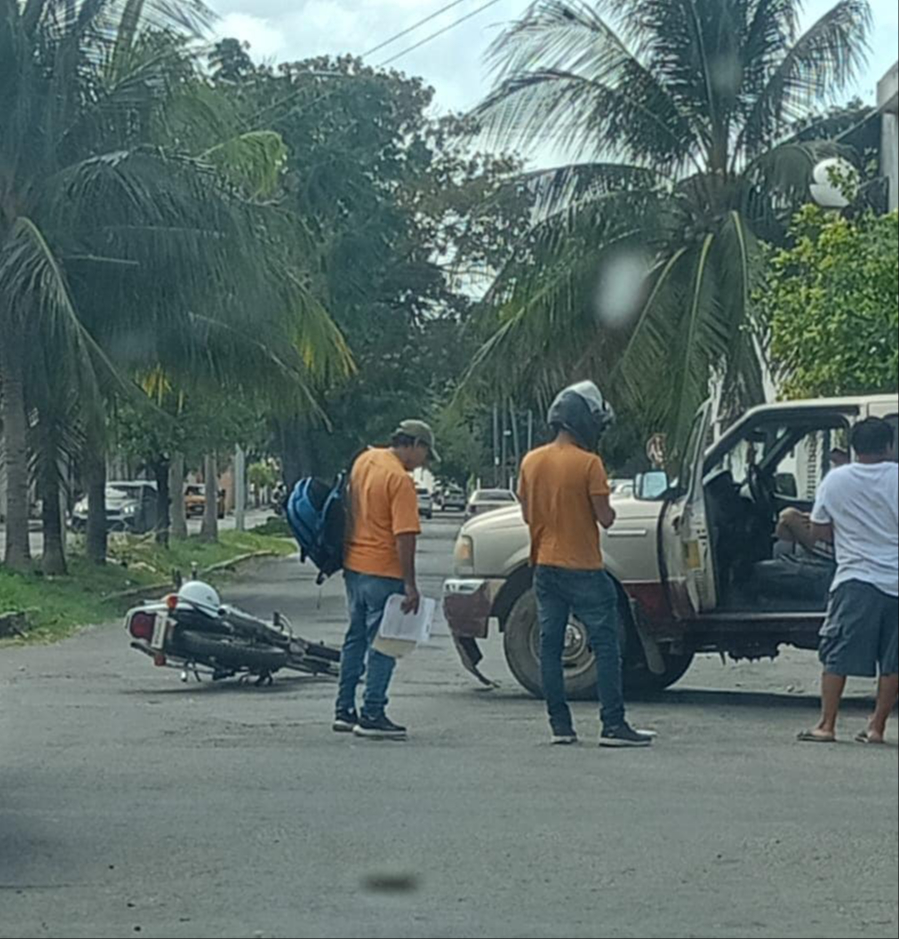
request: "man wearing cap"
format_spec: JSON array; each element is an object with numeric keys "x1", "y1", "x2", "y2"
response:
[{"x1": 333, "y1": 420, "x2": 439, "y2": 740}]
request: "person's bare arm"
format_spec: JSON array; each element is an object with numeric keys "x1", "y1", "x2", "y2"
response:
[
  {"x1": 811, "y1": 521, "x2": 834, "y2": 545},
  {"x1": 777, "y1": 508, "x2": 820, "y2": 554},
  {"x1": 519, "y1": 494, "x2": 530, "y2": 526},
  {"x1": 396, "y1": 533, "x2": 420, "y2": 614},
  {"x1": 591, "y1": 493, "x2": 617, "y2": 530}
]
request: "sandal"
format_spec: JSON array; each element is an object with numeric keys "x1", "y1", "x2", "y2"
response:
[
  {"x1": 797, "y1": 729, "x2": 837, "y2": 743},
  {"x1": 854, "y1": 730, "x2": 886, "y2": 745}
]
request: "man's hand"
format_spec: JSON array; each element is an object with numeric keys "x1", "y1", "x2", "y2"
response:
[
  {"x1": 402, "y1": 583, "x2": 421, "y2": 616},
  {"x1": 591, "y1": 494, "x2": 616, "y2": 529}
]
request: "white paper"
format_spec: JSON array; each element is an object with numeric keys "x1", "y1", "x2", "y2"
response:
[{"x1": 378, "y1": 594, "x2": 436, "y2": 644}]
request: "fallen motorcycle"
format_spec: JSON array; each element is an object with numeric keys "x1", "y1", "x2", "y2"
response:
[{"x1": 125, "y1": 581, "x2": 340, "y2": 685}]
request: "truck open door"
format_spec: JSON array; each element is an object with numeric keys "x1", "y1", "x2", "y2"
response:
[{"x1": 658, "y1": 402, "x2": 718, "y2": 619}]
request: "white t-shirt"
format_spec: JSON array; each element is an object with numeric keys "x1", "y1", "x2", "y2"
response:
[{"x1": 811, "y1": 462, "x2": 899, "y2": 597}]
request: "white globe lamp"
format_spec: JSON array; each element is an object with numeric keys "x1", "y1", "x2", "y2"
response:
[{"x1": 809, "y1": 157, "x2": 859, "y2": 209}]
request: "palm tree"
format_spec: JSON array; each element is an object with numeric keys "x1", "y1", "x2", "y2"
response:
[
  {"x1": 469, "y1": 0, "x2": 871, "y2": 446},
  {"x1": 1, "y1": 2, "x2": 351, "y2": 571}
]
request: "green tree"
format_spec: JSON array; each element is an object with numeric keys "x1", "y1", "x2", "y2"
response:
[
  {"x1": 469, "y1": 0, "x2": 871, "y2": 447},
  {"x1": 1, "y1": 5, "x2": 349, "y2": 572},
  {"x1": 212, "y1": 55, "x2": 531, "y2": 482},
  {"x1": 759, "y1": 206, "x2": 899, "y2": 399}
]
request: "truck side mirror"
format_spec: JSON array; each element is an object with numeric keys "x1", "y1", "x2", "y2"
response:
[{"x1": 634, "y1": 470, "x2": 670, "y2": 501}]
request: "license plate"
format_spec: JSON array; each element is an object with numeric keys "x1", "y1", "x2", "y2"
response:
[{"x1": 150, "y1": 615, "x2": 169, "y2": 651}]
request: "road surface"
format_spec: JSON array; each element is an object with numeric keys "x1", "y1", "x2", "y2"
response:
[{"x1": 1, "y1": 517, "x2": 897, "y2": 938}]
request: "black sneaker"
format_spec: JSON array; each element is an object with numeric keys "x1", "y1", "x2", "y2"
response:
[
  {"x1": 550, "y1": 727, "x2": 578, "y2": 746},
  {"x1": 600, "y1": 723, "x2": 654, "y2": 748},
  {"x1": 332, "y1": 710, "x2": 359, "y2": 734},
  {"x1": 354, "y1": 714, "x2": 408, "y2": 740}
]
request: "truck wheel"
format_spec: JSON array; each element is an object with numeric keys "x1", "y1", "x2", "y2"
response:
[
  {"x1": 502, "y1": 589, "x2": 695, "y2": 701},
  {"x1": 622, "y1": 644, "x2": 695, "y2": 696},
  {"x1": 503, "y1": 591, "x2": 598, "y2": 701}
]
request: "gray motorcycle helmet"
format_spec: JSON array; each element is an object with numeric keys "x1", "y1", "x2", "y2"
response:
[{"x1": 547, "y1": 381, "x2": 616, "y2": 452}]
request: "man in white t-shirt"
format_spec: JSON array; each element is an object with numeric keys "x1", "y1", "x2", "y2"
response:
[{"x1": 798, "y1": 418, "x2": 899, "y2": 745}]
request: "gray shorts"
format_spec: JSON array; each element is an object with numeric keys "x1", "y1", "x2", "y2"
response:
[{"x1": 819, "y1": 580, "x2": 899, "y2": 678}]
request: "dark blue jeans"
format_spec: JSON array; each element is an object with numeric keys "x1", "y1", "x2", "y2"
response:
[
  {"x1": 336, "y1": 571, "x2": 405, "y2": 719},
  {"x1": 534, "y1": 565, "x2": 626, "y2": 733}
]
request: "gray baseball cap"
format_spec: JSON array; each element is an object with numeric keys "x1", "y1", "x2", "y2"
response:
[{"x1": 395, "y1": 419, "x2": 441, "y2": 462}]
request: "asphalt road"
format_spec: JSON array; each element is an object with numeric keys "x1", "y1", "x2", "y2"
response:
[{"x1": 1, "y1": 517, "x2": 897, "y2": 939}]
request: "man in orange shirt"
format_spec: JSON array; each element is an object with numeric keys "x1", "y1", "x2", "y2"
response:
[
  {"x1": 519, "y1": 382, "x2": 652, "y2": 748},
  {"x1": 334, "y1": 420, "x2": 438, "y2": 740}
]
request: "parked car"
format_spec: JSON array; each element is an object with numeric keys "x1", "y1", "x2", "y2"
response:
[
  {"x1": 444, "y1": 394, "x2": 899, "y2": 700},
  {"x1": 184, "y1": 484, "x2": 226, "y2": 519},
  {"x1": 416, "y1": 487, "x2": 434, "y2": 521},
  {"x1": 465, "y1": 489, "x2": 518, "y2": 520},
  {"x1": 71, "y1": 481, "x2": 158, "y2": 534},
  {"x1": 441, "y1": 486, "x2": 468, "y2": 513}
]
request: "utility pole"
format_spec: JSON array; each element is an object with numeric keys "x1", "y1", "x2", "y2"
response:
[
  {"x1": 501, "y1": 404, "x2": 509, "y2": 489},
  {"x1": 234, "y1": 445, "x2": 247, "y2": 532},
  {"x1": 492, "y1": 404, "x2": 500, "y2": 487},
  {"x1": 509, "y1": 399, "x2": 521, "y2": 478}
]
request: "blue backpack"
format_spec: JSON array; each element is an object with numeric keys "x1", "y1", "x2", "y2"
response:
[{"x1": 285, "y1": 474, "x2": 348, "y2": 585}]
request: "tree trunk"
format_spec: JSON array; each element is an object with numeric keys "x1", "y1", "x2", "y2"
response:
[
  {"x1": 274, "y1": 416, "x2": 316, "y2": 489},
  {"x1": 200, "y1": 453, "x2": 218, "y2": 543},
  {"x1": 85, "y1": 443, "x2": 108, "y2": 565},
  {"x1": 169, "y1": 452, "x2": 188, "y2": 541},
  {"x1": 40, "y1": 434, "x2": 67, "y2": 576},
  {"x1": 0, "y1": 325, "x2": 33, "y2": 571},
  {"x1": 152, "y1": 458, "x2": 171, "y2": 548}
]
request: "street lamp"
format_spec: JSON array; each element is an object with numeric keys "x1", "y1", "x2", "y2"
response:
[{"x1": 809, "y1": 157, "x2": 859, "y2": 210}]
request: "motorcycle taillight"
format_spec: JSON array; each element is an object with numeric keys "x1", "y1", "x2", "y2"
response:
[{"x1": 129, "y1": 611, "x2": 156, "y2": 642}]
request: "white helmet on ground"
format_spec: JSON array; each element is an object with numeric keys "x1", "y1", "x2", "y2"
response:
[{"x1": 177, "y1": 581, "x2": 222, "y2": 616}]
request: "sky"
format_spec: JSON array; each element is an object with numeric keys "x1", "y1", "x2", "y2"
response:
[{"x1": 208, "y1": 0, "x2": 899, "y2": 115}]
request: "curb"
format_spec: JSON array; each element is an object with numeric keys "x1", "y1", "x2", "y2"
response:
[{"x1": 101, "y1": 550, "x2": 280, "y2": 604}]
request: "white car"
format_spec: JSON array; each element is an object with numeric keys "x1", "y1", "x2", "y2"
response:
[
  {"x1": 416, "y1": 487, "x2": 434, "y2": 521},
  {"x1": 71, "y1": 481, "x2": 158, "y2": 534},
  {"x1": 465, "y1": 489, "x2": 519, "y2": 520}
]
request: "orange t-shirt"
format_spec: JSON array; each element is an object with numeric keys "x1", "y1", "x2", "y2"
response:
[
  {"x1": 344, "y1": 449, "x2": 421, "y2": 580},
  {"x1": 518, "y1": 442, "x2": 611, "y2": 570}
]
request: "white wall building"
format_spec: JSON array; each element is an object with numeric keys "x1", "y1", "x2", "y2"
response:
[{"x1": 878, "y1": 63, "x2": 899, "y2": 211}]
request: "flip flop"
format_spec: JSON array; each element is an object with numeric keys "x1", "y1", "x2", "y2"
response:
[
  {"x1": 854, "y1": 730, "x2": 886, "y2": 745},
  {"x1": 797, "y1": 729, "x2": 837, "y2": 743}
]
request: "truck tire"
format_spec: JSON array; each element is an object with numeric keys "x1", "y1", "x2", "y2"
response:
[
  {"x1": 175, "y1": 631, "x2": 289, "y2": 674},
  {"x1": 502, "y1": 588, "x2": 694, "y2": 701}
]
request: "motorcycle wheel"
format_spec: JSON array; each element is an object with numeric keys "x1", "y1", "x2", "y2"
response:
[{"x1": 175, "y1": 631, "x2": 289, "y2": 674}]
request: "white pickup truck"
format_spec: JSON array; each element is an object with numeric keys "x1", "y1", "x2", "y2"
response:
[{"x1": 444, "y1": 394, "x2": 899, "y2": 699}]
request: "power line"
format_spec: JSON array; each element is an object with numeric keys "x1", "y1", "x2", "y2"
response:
[
  {"x1": 378, "y1": 0, "x2": 506, "y2": 68},
  {"x1": 247, "y1": 0, "x2": 506, "y2": 130},
  {"x1": 363, "y1": 0, "x2": 478, "y2": 60}
]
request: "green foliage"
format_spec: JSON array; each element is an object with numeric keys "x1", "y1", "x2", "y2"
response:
[
  {"x1": 213, "y1": 55, "x2": 533, "y2": 480},
  {"x1": 248, "y1": 461, "x2": 278, "y2": 491},
  {"x1": 0, "y1": 530, "x2": 293, "y2": 644},
  {"x1": 759, "y1": 207, "x2": 899, "y2": 399}
]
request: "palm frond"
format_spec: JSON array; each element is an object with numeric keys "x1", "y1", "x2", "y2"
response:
[
  {"x1": 0, "y1": 215, "x2": 127, "y2": 421},
  {"x1": 200, "y1": 131, "x2": 288, "y2": 201},
  {"x1": 477, "y1": 0, "x2": 699, "y2": 173},
  {"x1": 716, "y1": 210, "x2": 766, "y2": 414},
  {"x1": 737, "y1": 0, "x2": 871, "y2": 159},
  {"x1": 525, "y1": 162, "x2": 661, "y2": 223}
]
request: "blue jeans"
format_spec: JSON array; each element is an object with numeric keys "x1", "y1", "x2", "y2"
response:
[
  {"x1": 534, "y1": 565, "x2": 626, "y2": 732},
  {"x1": 336, "y1": 571, "x2": 405, "y2": 718}
]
